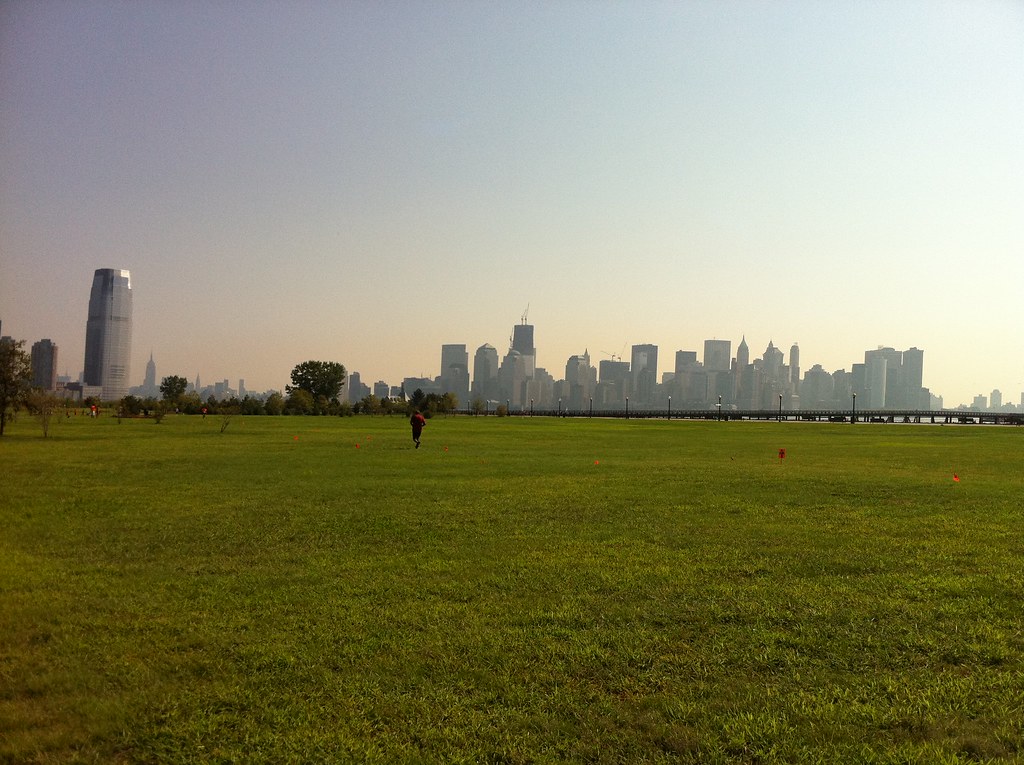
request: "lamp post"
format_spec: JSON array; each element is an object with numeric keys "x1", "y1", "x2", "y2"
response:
[
  {"x1": 625, "y1": 396, "x2": 629, "y2": 419},
  {"x1": 506, "y1": 399, "x2": 510, "y2": 416},
  {"x1": 530, "y1": 398, "x2": 533, "y2": 416},
  {"x1": 557, "y1": 398, "x2": 561, "y2": 416},
  {"x1": 668, "y1": 396, "x2": 671, "y2": 420},
  {"x1": 589, "y1": 397, "x2": 593, "y2": 418},
  {"x1": 852, "y1": 392, "x2": 857, "y2": 424},
  {"x1": 778, "y1": 393, "x2": 783, "y2": 422},
  {"x1": 718, "y1": 395, "x2": 722, "y2": 421}
]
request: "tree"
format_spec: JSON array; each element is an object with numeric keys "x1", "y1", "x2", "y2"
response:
[
  {"x1": 119, "y1": 395, "x2": 144, "y2": 417},
  {"x1": 287, "y1": 360, "x2": 346, "y2": 410},
  {"x1": 358, "y1": 394, "x2": 382, "y2": 415},
  {"x1": 439, "y1": 392, "x2": 458, "y2": 415},
  {"x1": 408, "y1": 388, "x2": 427, "y2": 413},
  {"x1": 160, "y1": 375, "x2": 189, "y2": 405},
  {"x1": 26, "y1": 390, "x2": 61, "y2": 437},
  {"x1": 285, "y1": 388, "x2": 315, "y2": 415},
  {"x1": 264, "y1": 391, "x2": 285, "y2": 416},
  {"x1": 0, "y1": 339, "x2": 33, "y2": 436}
]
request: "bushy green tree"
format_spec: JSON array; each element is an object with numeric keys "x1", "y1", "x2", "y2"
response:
[
  {"x1": 240, "y1": 395, "x2": 265, "y2": 415},
  {"x1": 287, "y1": 361, "x2": 346, "y2": 405},
  {"x1": 159, "y1": 375, "x2": 189, "y2": 405},
  {"x1": 264, "y1": 391, "x2": 285, "y2": 416},
  {"x1": 119, "y1": 395, "x2": 145, "y2": 416},
  {"x1": 0, "y1": 339, "x2": 33, "y2": 436},
  {"x1": 285, "y1": 388, "x2": 315, "y2": 415}
]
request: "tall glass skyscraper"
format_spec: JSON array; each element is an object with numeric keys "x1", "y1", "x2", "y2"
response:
[{"x1": 83, "y1": 268, "x2": 133, "y2": 401}]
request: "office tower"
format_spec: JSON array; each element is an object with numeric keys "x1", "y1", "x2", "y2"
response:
[
  {"x1": 902, "y1": 347, "x2": 923, "y2": 389},
  {"x1": 990, "y1": 390, "x2": 1002, "y2": 410},
  {"x1": 439, "y1": 343, "x2": 469, "y2": 404},
  {"x1": 31, "y1": 339, "x2": 59, "y2": 391},
  {"x1": 83, "y1": 268, "x2": 133, "y2": 401},
  {"x1": 373, "y1": 381, "x2": 389, "y2": 400},
  {"x1": 564, "y1": 350, "x2": 595, "y2": 409},
  {"x1": 348, "y1": 372, "x2": 361, "y2": 403},
  {"x1": 789, "y1": 343, "x2": 800, "y2": 387},
  {"x1": 675, "y1": 350, "x2": 697, "y2": 374},
  {"x1": 597, "y1": 359, "x2": 630, "y2": 408},
  {"x1": 630, "y1": 344, "x2": 658, "y2": 405},
  {"x1": 238, "y1": 379, "x2": 246, "y2": 398},
  {"x1": 864, "y1": 346, "x2": 903, "y2": 408},
  {"x1": 511, "y1": 319, "x2": 536, "y2": 378},
  {"x1": 472, "y1": 344, "x2": 499, "y2": 402},
  {"x1": 143, "y1": 352, "x2": 157, "y2": 395},
  {"x1": 735, "y1": 337, "x2": 749, "y2": 369},
  {"x1": 901, "y1": 347, "x2": 925, "y2": 409},
  {"x1": 703, "y1": 339, "x2": 731, "y2": 372}
]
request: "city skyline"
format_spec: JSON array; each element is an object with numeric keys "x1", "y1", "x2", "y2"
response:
[
  {"x1": 4, "y1": 299, "x2": 1021, "y2": 411},
  {"x1": 2, "y1": 3, "x2": 1022, "y2": 407}
]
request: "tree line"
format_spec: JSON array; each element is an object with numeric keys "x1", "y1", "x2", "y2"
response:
[{"x1": 1, "y1": 351, "x2": 459, "y2": 437}]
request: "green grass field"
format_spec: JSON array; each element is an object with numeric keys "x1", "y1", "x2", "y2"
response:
[{"x1": 2, "y1": 413, "x2": 1022, "y2": 764}]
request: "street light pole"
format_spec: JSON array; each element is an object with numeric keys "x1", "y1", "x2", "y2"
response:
[
  {"x1": 625, "y1": 397, "x2": 629, "y2": 419},
  {"x1": 852, "y1": 392, "x2": 857, "y2": 424},
  {"x1": 718, "y1": 395, "x2": 722, "y2": 421},
  {"x1": 668, "y1": 396, "x2": 671, "y2": 420},
  {"x1": 778, "y1": 393, "x2": 783, "y2": 422},
  {"x1": 589, "y1": 397, "x2": 593, "y2": 418}
]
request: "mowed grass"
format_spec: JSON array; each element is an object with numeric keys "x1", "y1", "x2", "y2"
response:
[{"x1": 1, "y1": 413, "x2": 1022, "y2": 764}]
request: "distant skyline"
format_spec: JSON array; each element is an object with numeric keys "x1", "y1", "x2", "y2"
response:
[{"x1": 2, "y1": 1, "x2": 1022, "y2": 407}]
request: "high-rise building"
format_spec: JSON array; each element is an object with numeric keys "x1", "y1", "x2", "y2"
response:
[
  {"x1": 675, "y1": 350, "x2": 698, "y2": 374},
  {"x1": 143, "y1": 352, "x2": 157, "y2": 395},
  {"x1": 83, "y1": 268, "x2": 133, "y2": 401},
  {"x1": 439, "y1": 343, "x2": 469, "y2": 405},
  {"x1": 789, "y1": 343, "x2": 800, "y2": 388},
  {"x1": 630, "y1": 344, "x2": 658, "y2": 405},
  {"x1": 511, "y1": 320, "x2": 536, "y2": 378},
  {"x1": 564, "y1": 350, "x2": 595, "y2": 409},
  {"x1": 735, "y1": 337, "x2": 750, "y2": 369},
  {"x1": 990, "y1": 389, "x2": 1002, "y2": 410},
  {"x1": 31, "y1": 339, "x2": 58, "y2": 391},
  {"x1": 703, "y1": 339, "x2": 731, "y2": 372},
  {"x1": 472, "y1": 344, "x2": 499, "y2": 402}
]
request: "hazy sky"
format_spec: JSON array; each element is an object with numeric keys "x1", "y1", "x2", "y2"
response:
[{"x1": 2, "y1": 1, "x2": 1022, "y2": 406}]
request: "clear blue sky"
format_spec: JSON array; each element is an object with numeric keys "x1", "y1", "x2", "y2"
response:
[{"x1": 2, "y1": 1, "x2": 1022, "y2": 406}]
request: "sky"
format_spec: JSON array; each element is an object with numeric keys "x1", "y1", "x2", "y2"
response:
[{"x1": 2, "y1": 1, "x2": 1022, "y2": 407}]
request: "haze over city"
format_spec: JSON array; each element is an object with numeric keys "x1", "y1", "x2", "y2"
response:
[{"x1": 2, "y1": 2, "x2": 1022, "y2": 408}]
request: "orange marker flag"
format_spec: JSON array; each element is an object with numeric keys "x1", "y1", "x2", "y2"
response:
[{"x1": 953, "y1": 473, "x2": 960, "y2": 482}]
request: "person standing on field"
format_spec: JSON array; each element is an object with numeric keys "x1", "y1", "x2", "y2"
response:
[{"x1": 410, "y1": 410, "x2": 426, "y2": 448}]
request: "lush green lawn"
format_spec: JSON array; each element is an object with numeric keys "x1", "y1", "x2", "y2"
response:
[{"x1": 2, "y1": 413, "x2": 1022, "y2": 763}]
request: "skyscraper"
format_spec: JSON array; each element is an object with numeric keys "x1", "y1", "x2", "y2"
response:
[
  {"x1": 141, "y1": 351, "x2": 158, "y2": 397},
  {"x1": 703, "y1": 339, "x2": 731, "y2": 372},
  {"x1": 630, "y1": 343, "x2": 658, "y2": 405},
  {"x1": 83, "y1": 268, "x2": 133, "y2": 401},
  {"x1": 439, "y1": 343, "x2": 470, "y2": 404},
  {"x1": 511, "y1": 320, "x2": 536, "y2": 378},
  {"x1": 31, "y1": 339, "x2": 58, "y2": 390},
  {"x1": 472, "y1": 344, "x2": 499, "y2": 402}
]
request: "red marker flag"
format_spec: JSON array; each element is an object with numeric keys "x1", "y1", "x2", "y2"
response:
[
  {"x1": 778, "y1": 448, "x2": 786, "y2": 460},
  {"x1": 953, "y1": 473, "x2": 960, "y2": 482}
]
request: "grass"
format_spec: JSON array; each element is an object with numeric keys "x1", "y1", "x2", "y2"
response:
[{"x1": 1, "y1": 413, "x2": 1022, "y2": 763}]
